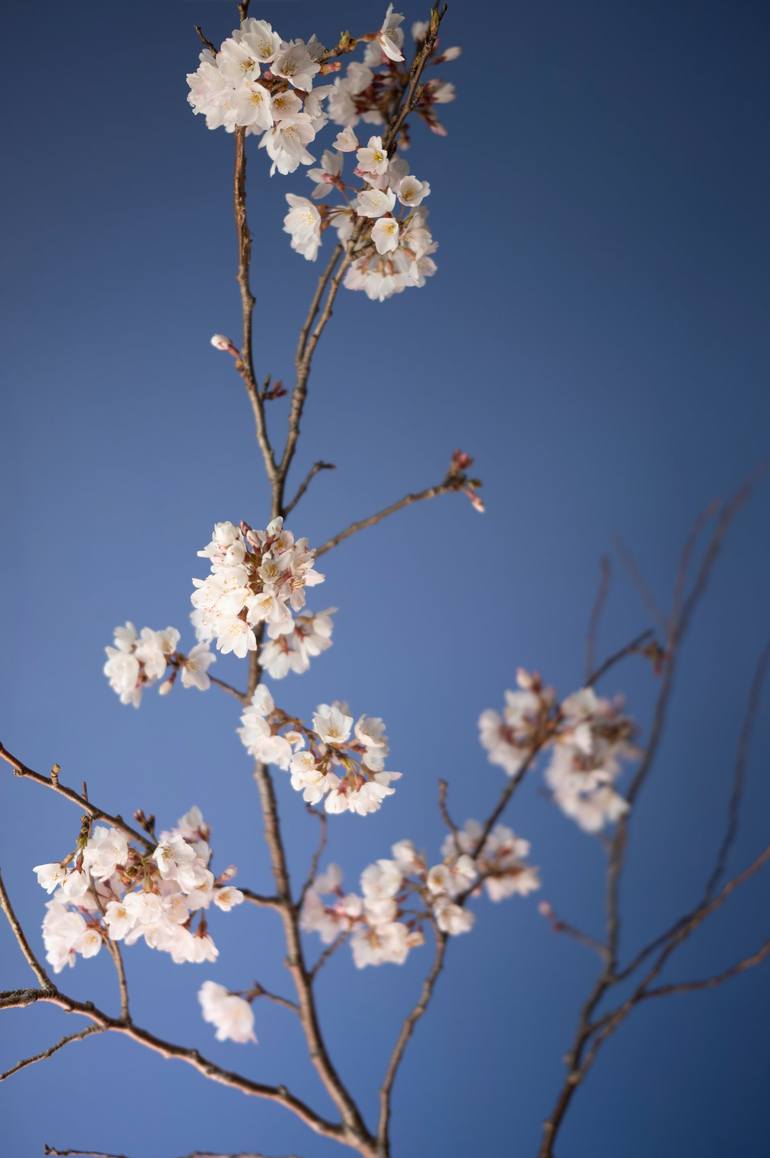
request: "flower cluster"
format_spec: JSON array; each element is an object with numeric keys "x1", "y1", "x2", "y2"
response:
[
  {"x1": 260, "y1": 607, "x2": 335, "y2": 679},
  {"x1": 34, "y1": 808, "x2": 243, "y2": 973},
  {"x1": 479, "y1": 668, "x2": 555, "y2": 776},
  {"x1": 238, "y1": 688, "x2": 400, "y2": 815},
  {"x1": 301, "y1": 828, "x2": 539, "y2": 967},
  {"x1": 186, "y1": 19, "x2": 326, "y2": 172},
  {"x1": 187, "y1": 10, "x2": 459, "y2": 301},
  {"x1": 544, "y1": 688, "x2": 637, "y2": 833},
  {"x1": 104, "y1": 622, "x2": 215, "y2": 707},
  {"x1": 199, "y1": 980, "x2": 256, "y2": 1044},
  {"x1": 191, "y1": 518, "x2": 324, "y2": 660},
  {"x1": 479, "y1": 673, "x2": 638, "y2": 833}
]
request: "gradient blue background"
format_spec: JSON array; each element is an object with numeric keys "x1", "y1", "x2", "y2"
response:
[{"x1": 3, "y1": 2, "x2": 770, "y2": 1155}]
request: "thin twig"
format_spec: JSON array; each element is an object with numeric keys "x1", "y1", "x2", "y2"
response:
[
  {"x1": 1, "y1": 1025, "x2": 104, "y2": 1083},
  {"x1": 310, "y1": 931, "x2": 350, "y2": 982},
  {"x1": 377, "y1": 922, "x2": 448, "y2": 1153},
  {"x1": 703, "y1": 640, "x2": 770, "y2": 901},
  {"x1": 315, "y1": 482, "x2": 460, "y2": 558},
  {"x1": 0, "y1": 745, "x2": 153, "y2": 852},
  {"x1": 298, "y1": 807, "x2": 329, "y2": 911},
  {"x1": 585, "y1": 556, "x2": 611, "y2": 681},
  {"x1": 285, "y1": 462, "x2": 336, "y2": 517},
  {"x1": 0, "y1": 871, "x2": 52, "y2": 990}
]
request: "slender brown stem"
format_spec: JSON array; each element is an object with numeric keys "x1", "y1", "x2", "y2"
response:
[
  {"x1": 0, "y1": 871, "x2": 52, "y2": 990},
  {"x1": 251, "y1": 761, "x2": 373, "y2": 1151},
  {"x1": 0, "y1": 745, "x2": 153, "y2": 852},
  {"x1": 377, "y1": 924, "x2": 448, "y2": 1155},
  {"x1": 315, "y1": 482, "x2": 460, "y2": 558},
  {"x1": 1, "y1": 1025, "x2": 104, "y2": 1083}
]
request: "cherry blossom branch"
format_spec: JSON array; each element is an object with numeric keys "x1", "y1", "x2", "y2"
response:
[
  {"x1": 250, "y1": 761, "x2": 374, "y2": 1150},
  {"x1": 703, "y1": 639, "x2": 770, "y2": 901},
  {"x1": 377, "y1": 922, "x2": 448, "y2": 1153},
  {"x1": 298, "y1": 807, "x2": 329, "y2": 911},
  {"x1": 44, "y1": 1147, "x2": 128, "y2": 1158},
  {"x1": 640, "y1": 937, "x2": 770, "y2": 999},
  {"x1": 245, "y1": 982, "x2": 299, "y2": 1015},
  {"x1": 585, "y1": 556, "x2": 611, "y2": 681},
  {"x1": 233, "y1": 127, "x2": 277, "y2": 491},
  {"x1": 540, "y1": 486, "x2": 762, "y2": 1157},
  {"x1": 0, "y1": 1025, "x2": 104, "y2": 1083},
  {"x1": 0, "y1": 984, "x2": 347, "y2": 1148},
  {"x1": 538, "y1": 902, "x2": 609, "y2": 962},
  {"x1": 0, "y1": 871, "x2": 53, "y2": 990},
  {"x1": 315, "y1": 477, "x2": 474, "y2": 558},
  {"x1": 0, "y1": 744, "x2": 154, "y2": 853},
  {"x1": 309, "y1": 931, "x2": 350, "y2": 982},
  {"x1": 284, "y1": 461, "x2": 336, "y2": 517}
]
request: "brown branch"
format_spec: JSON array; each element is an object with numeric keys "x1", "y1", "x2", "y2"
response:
[
  {"x1": 240, "y1": 887, "x2": 283, "y2": 912},
  {"x1": 233, "y1": 127, "x2": 277, "y2": 492},
  {"x1": 285, "y1": 461, "x2": 336, "y2": 518},
  {"x1": 309, "y1": 931, "x2": 350, "y2": 982},
  {"x1": 1, "y1": 1025, "x2": 103, "y2": 1083},
  {"x1": 703, "y1": 640, "x2": 770, "y2": 901},
  {"x1": 45, "y1": 1148, "x2": 128, "y2": 1158},
  {"x1": 377, "y1": 923, "x2": 448, "y2": 1153},
  {"x1": 0, "y1": 871, "x2": 52, "y2": 990},
  {"x1": 437, "y1": 778, "x2": 460, "y2": 841},
  {"x1": 0, "y1": 744, "x2": 154, "y2": 852},
  {"x1": 298, "y1": 807, "x2": 329, "y2": 912},
  {"x1": 585, "y1": 556, "x2": 611, "y2": 681},
  {"x1": 6, "y1": 986, "x2": 347, "y2": 1147},
  {"x1": 208, "y1": 673, "x2": 248, "y2": 704},
  {"x1": 641, "y1": 937, "x2": 770, "y2": 999},
  {"x1": 251, "y1": 761, "x2": 373, "y2": 1151},
  {"x1": 246, "y1": 983, "x2": 299, "y2": 1016},
  {"x1": 315, "y1": 481, "x2": 462, "y2": 558},
  {"x1": 585, "y1": 629, "x2": 654, "y2": 689}
]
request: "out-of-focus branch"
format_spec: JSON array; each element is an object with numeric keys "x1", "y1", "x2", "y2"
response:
[
  {"x1": 44, "y1": 1147, "x2": 128, "y2": 1158},
  {"x1": 298, "y1": 807, "x2": 329, "y2": 911},
  {"x1": 703, "y1": 640, "x2": 770, "y2": 901},
  {"x1": 309, "y1": 931, "x2": 350, "y2": 982},
  {"x1": 585, "y1": 556, "x2": 611, "y2": 681},
  {"x1": 1, "y1": 1025, "x2": 104, "y2": 1083},
  {"x1": 540, "y1": 484, "x2": 763, "y2": 1157}
]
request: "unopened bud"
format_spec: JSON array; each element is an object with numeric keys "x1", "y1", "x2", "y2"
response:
[{"x1": 210, "y1": 333, "x2": 238, "y2": 355}]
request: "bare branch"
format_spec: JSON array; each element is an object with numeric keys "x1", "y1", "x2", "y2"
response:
[
  {"x1": 0, "y1": 745, "x2": 153, "y2": 852},
  {"x1": 44, "y1": 1147, "x2": 128, "y2": 1158},
  {"x1": 703, "y1": 640, "x2": 770, "y2": 901},
  {"x1": 298, "y1": 807, "x2": 328, "y2": 911},
  {"x1": 309, "y1": 931, "x2": 350, "y2": 982},
  {"x1": 251, "y1": 761, "x2": 373, "y2": 1148},
  {"x1": 0, "y1": 871, "x2": 52, "y2": 990},
  {"x1": 377, "y1": 923, "x2": 448, "y2": 1153},
  {"x1": 13, "y1": 987, "x2": 348, "y2": 1147},
  {"x1": 315, "y1": 481, "x2": 464, "y2": 558},
  {"x1": 641, "y1": 937, "x2": 770, "y2": 1000},
  {"x1": 232, "y1": 127, "x2": 277, "y2": 491},
  {"x1": 585, "y1": 556, "x2": 611, "y2": 681},
  {"x1": 1, "y1": 1025, "x2": 103, "y2": 1083},
  {"x1": 285, "y1": 461, "x2": 336, "y2": 517}
]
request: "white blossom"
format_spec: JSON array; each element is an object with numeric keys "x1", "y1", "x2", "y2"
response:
[
  {"x1": 199, "y1": 981, "x2": 256, "y2": 1044},
  {"x1": 283, "y1": 194, "x2": 322, "y2": 260}
]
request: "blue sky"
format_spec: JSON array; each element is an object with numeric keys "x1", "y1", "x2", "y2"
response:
[{"x1": 2, "y1": 2, "x2": 770, "y2": 1156}]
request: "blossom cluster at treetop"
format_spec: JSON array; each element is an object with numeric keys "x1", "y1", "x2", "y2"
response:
[
  {"x1": 34, "y1": 808, "x2": 243, "y2": 973},
  {"x1": 186, "y1": 9, "x2": 460, "y2": 300}
]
